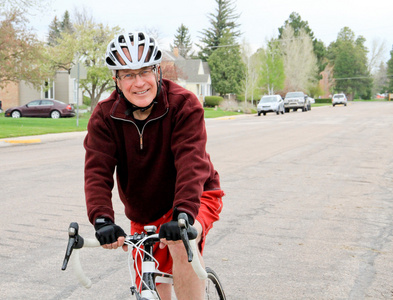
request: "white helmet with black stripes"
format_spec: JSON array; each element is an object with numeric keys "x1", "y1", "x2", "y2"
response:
[{"x1": 105, "y1": 32, "x2": 162, "y2": 70}]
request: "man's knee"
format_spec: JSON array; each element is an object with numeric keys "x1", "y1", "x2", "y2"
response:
[{"x1": 168, "y1": 243, "x2": 188, "y2": 263}]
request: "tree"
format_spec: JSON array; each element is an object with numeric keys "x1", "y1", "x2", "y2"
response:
[
  {"x1": 170, "y1": 24, "x2": 193, "y2": 58},
  {"x1": 0, "y1": 9, "x2": 52, "y2": 88},
  {"x1": 240, "y1": 39, "x2": 261, "y2": 104},
  {"x1": 257, "y1": 40, "x2": 285, "y2": 95},
  {"x1": 278, "y1": 12, "x2": 313, "y2": 38},
  {"x1": 75, "y1": 23, "x2": 121, "y2": 110},
  {"x1": 327, "y1": 27, "x2": 372, "y2": 99},
  {"x1": 61, "y1": 11, "x2": 73, "y2": 34},
  {"x1": 280, "y1": 25, "x2": 318, "y2": 92},
  {"x1": 207, "y1": 32, "x2": 245, "y2": 96},
  {"x1": 197, "y1": 0, "x2": 241, "y2": 61},
  {"x1": 372, "y1": 62, "x2": 388, "y2": 95},
  {"x1": 0, "y1": 0, "x2": 50, "y2": 13},
  {"x1": 48, "y1": 11, "x2": 74, "y2": 46},
  {"x1": 387, "y1": 47, "x2": 393, "y2": 93},
  {"x1": 368, "y1": 38, "x2": 387, "y2": 74},
  {"x1": 279, "y1": 12, "x2": 327, "y2": 75},
  {"x1": 48, "y1": 13, "x2": 121, "y2": 110},
  {"x1": 47, "y1": 16, "x2": 61, "y2": 46}
]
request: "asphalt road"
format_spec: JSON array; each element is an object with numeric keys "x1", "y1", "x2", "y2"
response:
[{"x1": 1, "y1": 101, "x2": 393, "y2": 299}]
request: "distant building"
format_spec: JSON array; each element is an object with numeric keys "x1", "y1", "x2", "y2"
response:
[
  {"x1": 161, "y1": 48, "x2": 212, "y2": 104},
  {"x1": 0, "y1": 70, "x2": 82, "y2": 111}
]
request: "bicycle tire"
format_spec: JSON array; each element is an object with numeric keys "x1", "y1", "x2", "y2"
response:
[{"x1": 205, "y1": 267, "x2": 226, "y2": 300}]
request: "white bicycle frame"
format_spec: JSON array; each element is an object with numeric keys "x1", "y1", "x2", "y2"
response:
[{"x1": 69, "y1": 233, "x2": 207, "y2": 300}]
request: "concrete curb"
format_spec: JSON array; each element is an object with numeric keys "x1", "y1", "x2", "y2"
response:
[{"x1": 3, "y1": 138, "x2": 42, "y2": 144}]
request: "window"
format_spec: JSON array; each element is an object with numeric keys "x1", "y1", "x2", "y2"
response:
[
  {"x1": 42, "y1": 80, "x2": 54, "y2": 99},
  {"x1": 40, "y1": 100, "x2": 54, "y2": 106},
  {"x1": 27, "y1": 100, "x2": 41, "y2": 107}
]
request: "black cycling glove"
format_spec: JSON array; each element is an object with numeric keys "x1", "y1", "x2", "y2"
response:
[
  {"x1": 94, "y1": 217, "x2": 126, "y2": 245},
  {"x1": 159, "y1": 210, "x2": 197, "y2": 241}
]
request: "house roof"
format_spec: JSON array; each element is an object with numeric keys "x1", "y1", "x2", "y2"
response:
[{"x1": 162, "y1": 50, "x2": 210, "y2": 84}]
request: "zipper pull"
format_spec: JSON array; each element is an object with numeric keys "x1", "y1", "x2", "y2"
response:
[{"x1": 139, "y1": 134, "x2": 143, "y2": 150}]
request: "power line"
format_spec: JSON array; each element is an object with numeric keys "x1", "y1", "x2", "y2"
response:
[{"x1": 334, "y1": 74, "x2": 393, "y2": 80}]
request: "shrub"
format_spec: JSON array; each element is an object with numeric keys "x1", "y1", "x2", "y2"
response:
[
  {"x1": 205, "y1": 96, "x2": 223, "y2": 107},
  {"x1": 315, "y1": 98, "x2": 331, "y2": 104},
  {"x1": 220, "y1": 99, "x2": 256, "y2": 114},
  {"x1": 83, "y1": 96, "x2": 91, "y2": 106},
  {"x1": 220, "y1": 99, "x2": 239, "y2": 112}
]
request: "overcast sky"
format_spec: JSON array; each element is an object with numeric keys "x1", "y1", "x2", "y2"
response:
[{"x1": 29, "y1": 0, "x2": 393, "y2": 61}]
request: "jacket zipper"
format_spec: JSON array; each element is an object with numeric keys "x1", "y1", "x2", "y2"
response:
[{"x1": 111, "y1": 108, "x2": 169, "y2": 150}]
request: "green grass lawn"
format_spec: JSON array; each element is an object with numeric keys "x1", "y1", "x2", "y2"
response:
[
  {"x1": 0, "y1": 115, "x2": 89, "y2": 139},
  {"x1": 204, "y1": 107, "x2": 244, "y2": 118}
]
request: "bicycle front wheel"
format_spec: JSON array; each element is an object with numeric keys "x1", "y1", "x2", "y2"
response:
[{"x1": 205, "y1": 267, "x2": 226, "y2": 300}]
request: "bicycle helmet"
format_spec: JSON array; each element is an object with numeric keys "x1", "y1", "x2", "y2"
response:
[{"x1": 105, "y1": 32, "x2": 162, "y2": 70}]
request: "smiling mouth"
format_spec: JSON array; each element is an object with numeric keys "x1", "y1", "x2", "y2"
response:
[{"x1": 134, "y1": 89, "x2": 149, "y2": 95}]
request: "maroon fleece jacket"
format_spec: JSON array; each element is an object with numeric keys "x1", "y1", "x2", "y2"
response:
[{"x1": 84, "y1": 79, "x2": 220, "y2": 225}]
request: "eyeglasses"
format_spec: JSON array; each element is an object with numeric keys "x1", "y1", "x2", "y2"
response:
[{"x1": 116, "y1": 66, "x2": 156, "y2": 82}]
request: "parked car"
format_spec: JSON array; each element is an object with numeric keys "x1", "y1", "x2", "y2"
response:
[
  {"x1": 5, "y1": 99, "x2": 76, "y2": 118},
  {"x1": 332, "y1": 94, "x2": 347, "y2": 106},
  {"x1": 284, "y1": 91, "x2": 310, "y2": 112},
  {"x1": 257, "y1": 95, "x2": 285, "y2": 116}
]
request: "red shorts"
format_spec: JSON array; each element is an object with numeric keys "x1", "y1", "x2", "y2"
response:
[{"x1": 130, "y1": 189, "x2": 224, "y2": 289}]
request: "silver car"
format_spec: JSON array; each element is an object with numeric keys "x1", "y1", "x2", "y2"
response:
[
  {"x1": 332, "y1": 94, "x2": 347, "y2": 106},
  {"x1": 284, "y1": 91, "x2": 310, "y2": 112},
  {"x1": 257, "y1": 95, "x2": 285, "y2": 116}
]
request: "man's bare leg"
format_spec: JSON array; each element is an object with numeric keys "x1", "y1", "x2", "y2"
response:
[
  {"x1": 156, "y1": 283, "x2": 172, "y2": 300},
  {"x1": 168, "y1": 221, "x2": 205, "y2": 300}
]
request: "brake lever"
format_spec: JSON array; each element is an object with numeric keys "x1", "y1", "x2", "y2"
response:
[
  {"x1": 178, "y1": 213, "x2": 195, "y2": 262},
  {"x1": 61, "y1": 222, "x2": 84, "y2": 270},
  {"x1": 180, "y1": 226, "x2": 193, "y2": 262}
]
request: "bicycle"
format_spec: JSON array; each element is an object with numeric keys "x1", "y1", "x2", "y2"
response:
[{"x1": 62, "y1": 213, "x2": 226, "y2": 300}]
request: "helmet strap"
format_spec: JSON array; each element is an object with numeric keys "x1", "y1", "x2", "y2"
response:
[
  {"x1": 125, "y1": 100, "x2": 158, "y2": 116},
  {"x1": 156, "y1": 67, "x2": 163, "y2": 97}
]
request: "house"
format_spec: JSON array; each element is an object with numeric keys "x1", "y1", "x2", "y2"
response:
[
  {"x1": 162, "y1": 48, "x2": 212, "y2": 104},
  {"x1": 0, "y1": 70, "x2": 82, "y2": 111},
  {"x1": 1, "y1": 50, "x2": 211, "y2": 110}
]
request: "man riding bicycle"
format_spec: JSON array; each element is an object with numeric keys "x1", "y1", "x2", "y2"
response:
[{"x1": 84, "y1": 31, "x2": 224, "y2": 300}]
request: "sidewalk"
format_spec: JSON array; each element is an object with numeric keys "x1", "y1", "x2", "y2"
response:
[{"x1": 0, "y1": 131, "x2": 87, "y2": 148}]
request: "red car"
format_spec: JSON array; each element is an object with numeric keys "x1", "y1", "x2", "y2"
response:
[{"x1": 5, "y1": 99, "x2": 76, "y2": 119}]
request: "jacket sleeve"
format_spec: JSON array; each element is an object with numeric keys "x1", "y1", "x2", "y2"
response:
[
  {"x1": 170, "y1": 94, "x2": 212, "y2": 221},
  {"x1": 84, "y1": 103, "x2": 118, "y2": 224}
]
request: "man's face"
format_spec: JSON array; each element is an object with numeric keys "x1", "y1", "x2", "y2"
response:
[{"x1": 114, "y1": 46, "x2": 158, "y2": 107}]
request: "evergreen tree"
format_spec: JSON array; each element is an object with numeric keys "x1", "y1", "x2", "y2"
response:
[
  {"x1": 47, "y1": 16, "x2": 60, "y2": 46},
  {"x1": 170, "y1": 24, "x2": 193, "y2": 58},
  {"x1": 207, "y1": 32, "x2": 245, "y2": 96},
  {"x1": 197, "y1": 0, "x2": 241, "y2": 61},
  {"x1": 60, "y1": 11, "x2": 74, "y2": 34},
  {"x1": 327, "y1": 27, "x2": 372, "y2": 99},
  {"x1": 48, "y1": 10, "x2": 74, "y2": 46}
]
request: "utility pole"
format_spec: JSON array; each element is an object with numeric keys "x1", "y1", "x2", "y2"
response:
[{"x1": 70, "y1": 62, "x2": 87, "y2": 127}]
